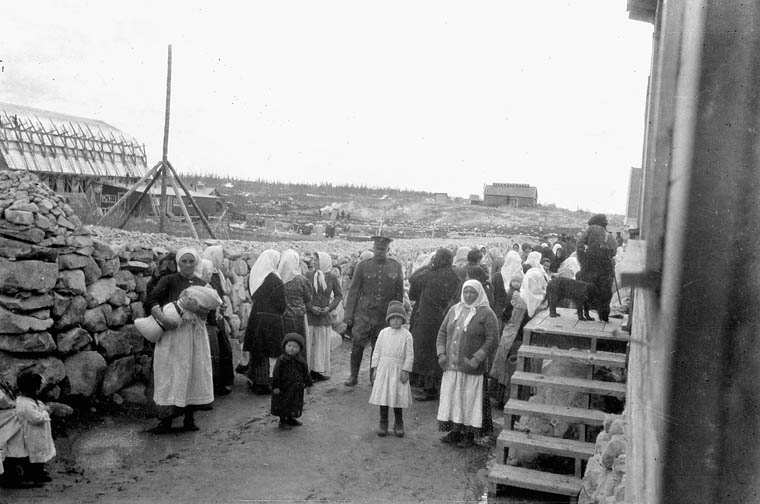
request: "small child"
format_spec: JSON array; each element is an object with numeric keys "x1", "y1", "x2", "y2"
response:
[
  {"x1": 369, "y1": 301, "x2": 414, "y2": 437},
  {"x1": 271, "y1": 333, "x2": 313, "y2": 430},
  {"x1": 14, "y1": 372, "x2": 55, "y2": 484}
]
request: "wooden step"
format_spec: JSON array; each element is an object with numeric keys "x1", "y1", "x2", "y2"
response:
[
  {"x1": 488, "y1": 463, "x2": 581, "y2": 497},
  {"x1": 511, "y1": 371, "x2": 626, "y2": 397},
  {"x1": 504, "y1": 399, "x2": 607, "y2": 426},
  {"x1": 496, "y1": 430, "x2": 596, "y2": 460},
  {"x1": 518, "y1": 345, "x2": 627, "y2": 368},
  {"x1": 526, "y1": 308, "x2": 630, "y2": 341}
]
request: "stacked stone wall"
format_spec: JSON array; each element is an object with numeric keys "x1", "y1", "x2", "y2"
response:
[{"x1": 578, "y1": 413, "x2": 627, "y2": 504}]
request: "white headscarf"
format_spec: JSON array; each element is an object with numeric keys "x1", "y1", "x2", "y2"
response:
[
  {"x1": 313, "y1": 251, "x2": 332, "y2": 293},
  {"x1": 278, "y1": 249, "x2": 301, "y2": 284},
  {"x1": 359, "y1": 250, "x2": 374, "y2": 261},
  {"x1": 248, "y1": 249, "x2": 280, "y2": 296},
  {"x1": 525, "y1": 251, "x2": 543, "y2": 270},
  {"x1": 453, "y1": 279, "x2": 491, "y2": 330},
  {"x1": 520, "y1": 268, "x2": 548, "y2": 317},
  {"x1": 176, "y1": 247, "x2": 200, "y2": 269},
  {"x1": 500, "y1": 250, "x2": 524, "y2": 291},
  {"x1": 412, "y1": 252, "x2": 433, "y2": 274},
  {"x1": 557, "y1": 253, "x2": 581, "y2": 279},
  {"x1": 453, "y1": 247, "x2": 470, "y2": 268},
  {"x1": 202, "y1": 245, "x2": 229, "y2": 294},
  {"x1": 194, "y1": 258, "x2": 214, "y2": 283},
  {"x1": 552, "y1": 243, "x2": 563, "y2": 256}
]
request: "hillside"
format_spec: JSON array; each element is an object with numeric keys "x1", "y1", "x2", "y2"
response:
[{"x1": 180, "y1": 174, "x2": 625, "y2": 240}]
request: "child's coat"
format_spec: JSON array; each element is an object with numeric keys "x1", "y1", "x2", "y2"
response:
[
  {"x1": 369, "y1": 326, "x2": 414, "y2": 408},
  {"x1": 14, "y1": 396, "x2": 56, "y2": 463}
]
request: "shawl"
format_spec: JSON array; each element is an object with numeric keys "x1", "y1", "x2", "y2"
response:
[
  {"x1": 500, "y1": 250, "x2": 524, "y2": 291},
  {"x1": 525, "y1": 251, "x2": 543, "y2": 270},
  {"x1": 520, "y1": 268, "x2": 548, "y2": 317},
  {"x1": 202, "y1": 245, "x2": 224, "y2": 271},
  {"x1": 453, "y1": 247, "x2": 470, "y2": 268},
  {"x1": 359, "y1": 250, "x2": 374, "y2": 261},
  {"x1": 453, "y1": 279, "x2": 491, "y2": 330},
  {"x1": 313, "y1": 251, "x2": 332, "y2": 293},
  {"x1": 194, "y1": 259, "x2": 214, "y2": 283},
  {"x1": 430, "y1": 248, "x2": 453, "y2": 270},
  {"x1": 278, "y1": 249, "x2": 301, "y2": 284},
  {"x1": 412, "y1": 252, "x2": 434, "y2": 273},
  {"x1": 249, "y1": 249, "x2": 280, "y2": 296}
]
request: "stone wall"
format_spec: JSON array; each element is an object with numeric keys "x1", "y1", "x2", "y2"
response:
[{"x1": 579, "y1": 413, "x2": 627, "y2": 504}]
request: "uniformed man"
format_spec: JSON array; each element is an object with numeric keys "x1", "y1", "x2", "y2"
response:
[{"x1": 343, "y1": 235, "x2": 404, "y2": 387}]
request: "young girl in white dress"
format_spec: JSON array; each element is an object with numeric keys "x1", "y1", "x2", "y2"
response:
[{"x1": 369, "y1": 301, "x2": 414, "y2": 437}]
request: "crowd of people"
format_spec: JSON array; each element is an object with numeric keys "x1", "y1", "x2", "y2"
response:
[{"x1": 0, "y1": 213, "x2": 625, "y2": 487}]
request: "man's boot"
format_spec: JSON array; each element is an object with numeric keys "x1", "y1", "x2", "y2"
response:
[{"x1": 344, "y1": 345, "x2": 362, "y2": 386}]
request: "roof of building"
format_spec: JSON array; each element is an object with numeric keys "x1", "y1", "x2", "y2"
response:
[
  {"x1": 103, "y1": 181, "x2": 220, "y2": 200},
  {"x1": 0, "y1": 102, "x2": 147, "y2": 178},
  {"x1": 483, "y1": 183, "x2": 538, "y2": 199}
]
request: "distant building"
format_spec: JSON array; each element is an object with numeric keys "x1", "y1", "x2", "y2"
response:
[
  {"x1": 482, "y1": 183, "x2": 538, "y2": 207},
  {"x1": 434, "y1": 192, "x2": 448, "y2": 203},
  {"x1": 469, "y1": 194, "x2": 483, "y2": 206},
  {"x1": 625, "y1": 167, "x2": 643, "y2": 229}
]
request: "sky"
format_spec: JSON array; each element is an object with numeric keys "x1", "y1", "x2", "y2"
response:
[{"x1": 1, "y1": 1, "x2": 653, "y2": 215}]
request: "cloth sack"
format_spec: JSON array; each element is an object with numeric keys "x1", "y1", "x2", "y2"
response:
[{"x1": 134, "y1": 302, "x2": 184, "y2": 343}]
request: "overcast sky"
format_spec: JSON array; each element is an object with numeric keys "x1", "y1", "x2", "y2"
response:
[{"x1": 1, "y1": 1, "x2": 653, "y2": 215}]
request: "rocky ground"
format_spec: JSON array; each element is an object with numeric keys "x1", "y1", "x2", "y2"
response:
[{"x1": 0, "y1": 341, "x2": 558, "y2": 504}]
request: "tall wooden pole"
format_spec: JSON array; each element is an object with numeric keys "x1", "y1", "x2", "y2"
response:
[{"x1": 159, "y1": 44, "x2": 172, "y2": 233}]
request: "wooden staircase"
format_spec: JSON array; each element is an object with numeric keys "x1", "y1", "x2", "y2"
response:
[{"x1": 487, "y1": 307, "x2": 629, "y2": 503}]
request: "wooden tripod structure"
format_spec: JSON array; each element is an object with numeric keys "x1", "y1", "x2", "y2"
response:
[{"x1": 96, "y1": 45, "x2": 216, "y2": 240}]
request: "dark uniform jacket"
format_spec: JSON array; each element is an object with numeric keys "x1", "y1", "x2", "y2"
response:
[{"x1": 344, "y1": 256, "x2": 404, "y2": 329}]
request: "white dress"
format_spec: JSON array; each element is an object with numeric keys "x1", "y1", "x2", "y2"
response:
[{"x1": 369, "y1": 327, "x2": 414, "y2": 408}]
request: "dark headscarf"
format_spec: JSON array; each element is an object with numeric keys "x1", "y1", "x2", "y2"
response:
[
  {"x1": 430, "y1": 248, "x2": 454, "y2": 270},
  {"x1": 588, "y1": 214, "x2": 608, "y2": 227}
]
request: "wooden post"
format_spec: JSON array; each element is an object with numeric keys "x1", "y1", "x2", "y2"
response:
[
  {"x1": 159, "y1": 45, "x2": 172, "y2": 233},
  {"x1": 118, "y1": 164, "x2": 163, "y2": 229},
  {"x1": 167, "y1": 169, "x2": 199, "y2": 241},
  {"x1": 165, "y1": 160, "x2": 217, "y2": 239},
  {"x1": 95, "y1": 161, "x2": 162, "y2": 225}
]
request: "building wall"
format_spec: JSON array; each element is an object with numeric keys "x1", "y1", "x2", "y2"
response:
[{"x1": 482, "y1": 195, "x2": 536, "y2": 207}]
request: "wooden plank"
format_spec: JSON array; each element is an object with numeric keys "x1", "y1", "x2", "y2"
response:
[
  {"x1": 511, "y1": 371, "x2": 626, "y2": 397},
  {"x1": 497, "y1": 430, "x2": 595, "y2": 460},
  {"x1": 526, "y1": 308, "x2": 629, "y2": 341},
  {"x1": 518, "y1": 345, "x2": 627, "y2": 368},
  {"x1": 488, "y1": 463, "x2": 581, "y2": 497},
  {"x1": 505, "y1": 399, "x2": 606, "y2": 426}
]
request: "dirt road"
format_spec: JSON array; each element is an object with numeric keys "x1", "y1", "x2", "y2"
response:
[{"x1": 1, "y1": 341, "x2": 546, "y2": 504}]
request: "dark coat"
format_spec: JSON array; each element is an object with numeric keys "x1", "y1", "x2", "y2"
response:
[
  {"x1": 144, "y1": 273, "x2": 206, "y2": 311},
  {"x1": 243, "y1": 272, "x2": 286, "y2": 357},
  {"x1": 344, "y1": 257, "x2": 404, "y2": 328},
  {"x1": 491, "y1": 272, "x2": 509, "y2": 323},
  {"x1": 270, "y1": 353, "x2": 312, "y2": 418},
  {"x1": 305, "y1": 271, "x2": 343, "y2": 326},
  {"x1": 436, "y1": 305, "x2": 499, "y2": 376},
  {"x1": 408, "y1": 265, "x2": 461, "y2": 377}
]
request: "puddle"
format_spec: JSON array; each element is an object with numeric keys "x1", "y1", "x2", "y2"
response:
[{"x1": 71, "y1": 426, "x2": 147, "y2": 471}]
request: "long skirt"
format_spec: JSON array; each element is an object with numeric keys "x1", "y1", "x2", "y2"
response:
[
  {"x1": 308, "y1": 324, "x2": 332, "y2": 374},
  {"x1": 437, "y1": 371, "x2": 492, "y2": 436}
]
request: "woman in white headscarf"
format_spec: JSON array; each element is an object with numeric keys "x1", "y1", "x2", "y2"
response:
[
  {"x1": 279, "y1": 249, "x2": 312, "y2": 340},
  {"x1": 144, "y1": 247, "x2": 215, "y2": 433},
  {"x1": 435, "y1": 280, "x2": 499, "y2": 448},
  {"x1": 243, "y1": 249, "x2": 286, "y2": 395},
  {"x1": 305, "y1": 251, "x2": 343, "y2": 381}
]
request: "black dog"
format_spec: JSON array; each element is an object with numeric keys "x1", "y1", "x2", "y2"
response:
[{"x1": 546, "y1": 277, "x2": 595, "y2": 321}]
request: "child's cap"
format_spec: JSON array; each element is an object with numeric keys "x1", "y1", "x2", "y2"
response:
[
  {"x1": 385, "y1": 300, "x2": 408, "y2": 324},
  {"x1": 282, "y1": 332, "x2": 305, "y2": 351}
]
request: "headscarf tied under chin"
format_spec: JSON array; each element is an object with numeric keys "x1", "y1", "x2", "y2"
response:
[
  {"x1": 525, "y1": 251, "x2": 543, "y2": 270},
  {"x1": 248, "y1": 249, "x2": 280, "y2": 296},
  {"x1": 453, "y1": 279, "x2": 491, "y2": 330},
  {"x1": 313, "y1": 251, "x2": 332, "y2": 294},
  {"x1": 176, "y1": 247, "x2": 200, "y2": 270},
  {"x1": 278, "y1": 249, "x2": 301, "y2": 284},
  {"x1": 520, "y1": 268, "x2": 548, "y2": 317},
  {"x1": 501, "y1": 250, "x2": 524, "y2": 291},
  {"x1": 453, "y1": 247, "x2": 470, "y2": 268}
]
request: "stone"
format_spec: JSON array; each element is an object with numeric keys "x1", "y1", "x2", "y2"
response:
[
  {"x1": 28, "y1": 309, "x2": 51, "y2": 320},
  {"x1": 58, "y1": 253, "x2": 92, "y2": 270},
  {"x1": 66, "y1": 234, "x2": 93, "y2": 249},
  {"x1": 63, "y1": 351, "x2": 107, "y2": 398},
  {"x1": 118, "y1": 383, "x2": 147, "y2": 405},
  {"x1": 231, "y1": 259, "x2": 249, "y2": 276},
  {"x1": 601, "y1": 435, "x2": 627, "y2": 470},
  {"x1": 55, "y1": 269, "x2": 87, "y2": 295},
  {"x1": 0, "y1": 305, "x2": 54, "y2": 334},
  {"x1": 134, "y1": 275, "x2": 150, "y2": 294},
  {"x1": 69, "y1": 215, "x2": 83, "y2": 228},
  {"x1": 92, "y1": 239, "x2": 117, "y2": 259},
  {"x1": 95, "y1": 256, "x2": 120, "y2": 277},
  {"x1": 0, "y1": 258, "x2": 58, "y2": 294},
  {"x1": 0, "y1": 293, "x2": 53, "y2": 311},
  {"x1": 100, "y1": 355, "x2": 136, "y2": 396},
  {"x1": 61, "y1": 203, "x2": 75, "y2": 217},
  {"x1": 120, "y1": 325, "x2": 144, "y2": 353},
  {"x1": 109, "y1": 306, "x2": 130, "y2": 327},
  {"x1": 126, "y1": 291, "x2": 139, "y2": 301},
  {"x1": 82, "y1": 306, "x2": 109, "y2": 333},
  {"x1": 57, "y1": 215, "x2": 76, "y2": 230},
  {"x1": 108, "y1": 288, "x2": 130, "y2": 307},
  {"x1": 0, "y1": 225, "x2": 46, "y2": 244},
  {"x1": 130, "y1": 249, "x2": 155, "y2": 264},
  {"x1": 8, "y1": 200, "x2": 39, "y2": 213},
  {"x1": 75, "y1": 246, "x2": 94, "y2": 256},
  {"x1": 53, "y1": 294, "x2": 87, "y2": 330},
  {"x1": 97, "y1": 329, "x2": 133, "y2": 360},
  {"x1": 0, "y1": 332, "x2": 56, "y2": 353},
  {"x1": 4, "y1": 209, "x2": 35, "y2": 225},
  {"x1": 111, "y1": 393, "x2": 124, "y2": 405},
  {"x1": 86, "y1": 277, "x2": 118, "y2": 307},
  {"x1": 127, "y1": 260, "x2": 150, "y2": 273},
  {"x1": 56, "y1": 327, "x2": 92, "y2": 354},
  {"x1": 130, "y1": 302, "x2": 145, "y2": 320},
  {"x1": 135, "y1": 354, "x2": 152, "y2": 383},
  {"x1": 34, "y1": 213, "x2": 54, "y2": 230},
  {"x1": 114, "y1": 270, "x2": 136, "y2": 291},
  {"x1": 82, "y1": 256, "x2": 102, "y2": 284}
]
